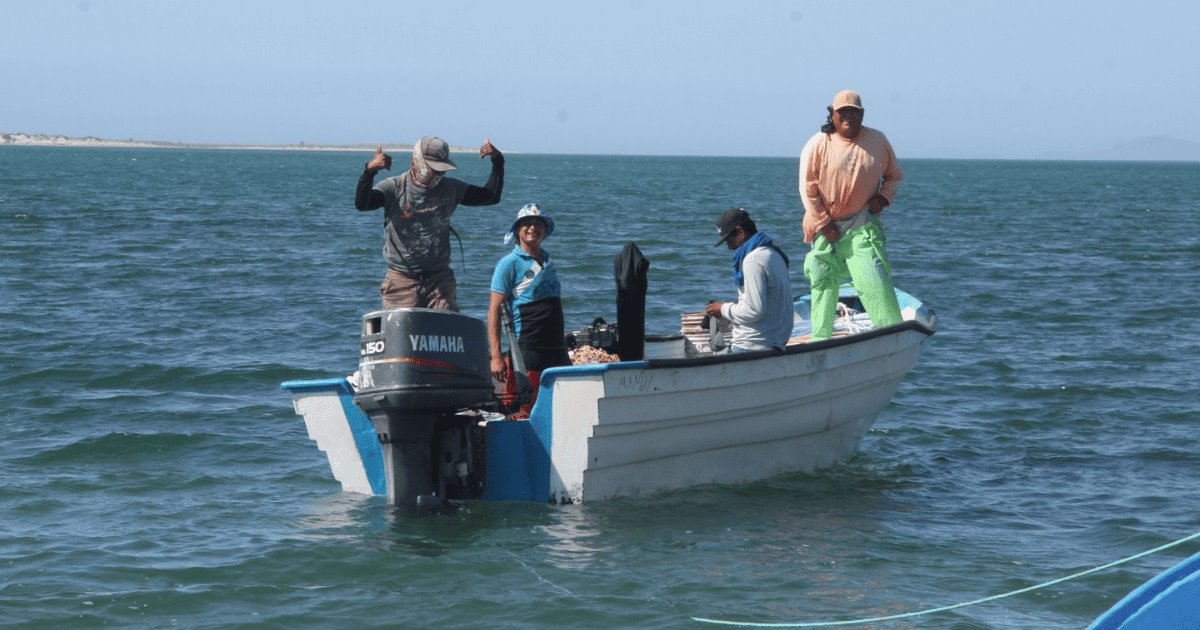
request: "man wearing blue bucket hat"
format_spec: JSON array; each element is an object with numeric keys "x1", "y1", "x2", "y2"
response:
[{"x1": 487, "y1": 203, "x2": 570, "y2": 417}]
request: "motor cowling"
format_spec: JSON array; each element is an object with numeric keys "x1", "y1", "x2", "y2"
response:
[
  {"x1": 353, "y1": 308, "x2": 493, "y2": 414},
  {"x1": 351, "y1": 308, "x2": 493, "y2": 506}
]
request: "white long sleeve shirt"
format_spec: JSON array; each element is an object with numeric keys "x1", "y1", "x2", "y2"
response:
[{"x1": 720, "y1": 246, "x2": 795, "y2": 351}]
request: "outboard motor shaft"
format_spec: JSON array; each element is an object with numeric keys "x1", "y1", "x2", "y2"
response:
[{"x1": 352, "y1": 308, "x2": 493, "y2": 506}]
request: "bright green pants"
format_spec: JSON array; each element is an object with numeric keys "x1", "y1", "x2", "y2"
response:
[{"x1": 803, "y1": 217, "x2": 901, "y2": 340}]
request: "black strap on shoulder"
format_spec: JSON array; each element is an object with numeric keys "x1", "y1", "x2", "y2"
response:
[{"x1": 448, "y1": 225, "x2": 466, "y2": 273}]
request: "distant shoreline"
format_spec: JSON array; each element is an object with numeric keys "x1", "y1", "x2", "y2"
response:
[
  {"x1": 4, "y1": 131, "x2": 1199, "y2": 162},
  {"x1": 0, "y1": 132, "x2": 478, "y2": 154}
]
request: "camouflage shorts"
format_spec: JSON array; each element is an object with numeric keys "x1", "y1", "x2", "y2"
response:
[{"x1": 380, "y1": 267, "x2": 458, "y2": 311}]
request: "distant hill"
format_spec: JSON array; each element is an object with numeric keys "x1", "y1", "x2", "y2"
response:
[
  {"x1": 0, "y1": 132, "x2": 400, "y2": 152},
  {"x1": 0, "y1": 132, "x2": 476, "y2": 154}
]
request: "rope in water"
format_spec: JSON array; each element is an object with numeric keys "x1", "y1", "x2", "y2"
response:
[{"x1": 692, "y1": 529, "x2": 1200, "y2": 627}]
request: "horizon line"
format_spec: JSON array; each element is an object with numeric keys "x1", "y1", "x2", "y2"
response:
[{"x1": 2, "y1": 132, "x2": 1198, "y2": 163}]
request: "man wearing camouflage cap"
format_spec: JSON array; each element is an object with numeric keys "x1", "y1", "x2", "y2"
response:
[{"x1": 355, "y1": 136, "x2": 504, "y2": 310}]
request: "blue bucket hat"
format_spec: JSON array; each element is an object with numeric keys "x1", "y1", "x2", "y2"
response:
[{"x1": 504, "y1": 203, "x2": 555, "y2": 244}]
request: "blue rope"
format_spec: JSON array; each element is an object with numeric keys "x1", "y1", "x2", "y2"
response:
[{"x1": 693, "y1": 529, "x2": 1200, "y2": 627}]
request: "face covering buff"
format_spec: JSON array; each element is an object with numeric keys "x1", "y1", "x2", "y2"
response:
[{"x1": 411, "y1": 143, "x2": 443, "y2": 188}]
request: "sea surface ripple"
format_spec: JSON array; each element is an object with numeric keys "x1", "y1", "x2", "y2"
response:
[{"x1": 1, "y1": 147, "x2": 1198, "y2": 628}]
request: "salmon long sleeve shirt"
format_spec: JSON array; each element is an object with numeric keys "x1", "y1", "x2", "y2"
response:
[{"x1": 799, "y1": 127, "x2": 903, "y2": 243}]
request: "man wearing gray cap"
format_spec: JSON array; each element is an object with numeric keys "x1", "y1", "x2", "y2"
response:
[
  {"x1": 799, "y1": 90, "x2": 903, "y2": 341},
  {"x1": 705, "y1": 208, "x2": 794, "y2": 352},
  {"x1": 355, "y1": 136, "x2": 504, "y2": 311}
]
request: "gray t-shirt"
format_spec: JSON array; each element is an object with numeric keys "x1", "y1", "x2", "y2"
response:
[{"x1": 374, "y1": 173, "x2": 469, "y2": 277}]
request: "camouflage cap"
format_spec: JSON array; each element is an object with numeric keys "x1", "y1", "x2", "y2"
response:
[{"x1": 416, "y1": 136, "x2": 457, "y2": 171}]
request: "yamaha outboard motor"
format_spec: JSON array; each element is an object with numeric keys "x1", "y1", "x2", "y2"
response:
[{"x1": 352, "y1": 308, "x2": 494, "y2": 506}]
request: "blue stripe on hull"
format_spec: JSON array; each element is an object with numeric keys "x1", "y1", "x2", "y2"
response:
[
  {"x1": 338, "y1": 391, "x2": 386, "y2": 496},
  {"x1": 282, "y1": 378, "x2": 386, "y2": 496},
  {"x1": 483, "y1": 420, "x2": 549, "y2": 502}
]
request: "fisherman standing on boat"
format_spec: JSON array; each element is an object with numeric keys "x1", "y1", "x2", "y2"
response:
[
  {"x1": 800, "y1": 90, "x2": 903, "y2": 340},
  {"x1": 705, "y1": 208, "x2": 794, "y2": 352},
  {"x1": 355, "y1": 137, "x2": 504, "y2": 311},
  {"x1": 488, "y1": 204, "x2": 571, "y2": 417}
]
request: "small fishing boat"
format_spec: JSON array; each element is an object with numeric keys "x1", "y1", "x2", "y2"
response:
[
  {"x1": 281, "y1": 283, "x2": 936, "y2": 505},
  {"x1": 1087, "y1": 551, "x2": 1200, "y2": 629}
]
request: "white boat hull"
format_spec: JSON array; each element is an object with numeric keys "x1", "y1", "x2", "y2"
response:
[
  {"x1": 281, "y1": 288, "x2": 935, "y2": 503},
  {"x1": 539, "y1": 325, "x2": 928, "y2": 502}
]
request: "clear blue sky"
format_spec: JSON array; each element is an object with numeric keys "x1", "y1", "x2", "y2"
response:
[{"x1": 3, "y1": 0, "x2": 1197, "y2": 159}]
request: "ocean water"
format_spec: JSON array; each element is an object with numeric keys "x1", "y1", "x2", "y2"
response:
[{"x1": 1, "y1": 146, "x2": 1198, "y2": 629}]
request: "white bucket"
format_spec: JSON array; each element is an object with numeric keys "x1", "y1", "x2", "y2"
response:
[{"x1": 643, "y1": 334, "x2": 687, "y2": 359}]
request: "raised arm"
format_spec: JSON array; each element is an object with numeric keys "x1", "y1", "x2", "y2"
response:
[
  {"x1": 355, "y1": 146, "x2": 390, "y2": 211},
  {"x1": 462, "y1": 139, "x2": 505, "y2": 206}
]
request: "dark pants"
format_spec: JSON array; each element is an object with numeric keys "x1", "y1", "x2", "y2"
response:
[
  {"x1": 506, "y1": 345, "x2": 570, "y2": 418},
  {"x1": 520, "y1": 345, "x2": 571, "y2": 373}
]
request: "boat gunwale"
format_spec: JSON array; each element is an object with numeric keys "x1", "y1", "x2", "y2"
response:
[
  {"x1": 537, "y1": 319, "x2": 935, "y2": 383},
  {"x1": 645, "y1": 319, "x2": 934, "y2": 369},
  {"x1": 278, "y1": 322, "x2": 935, "y2": 396}
]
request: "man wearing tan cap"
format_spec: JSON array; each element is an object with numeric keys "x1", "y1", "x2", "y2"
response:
[
  {"x1": 798, "y1": 90, "x2": 903, "y2": 341},
  {"x1": 355, "y1": 136, "x2": 504, "y2": 311}
]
